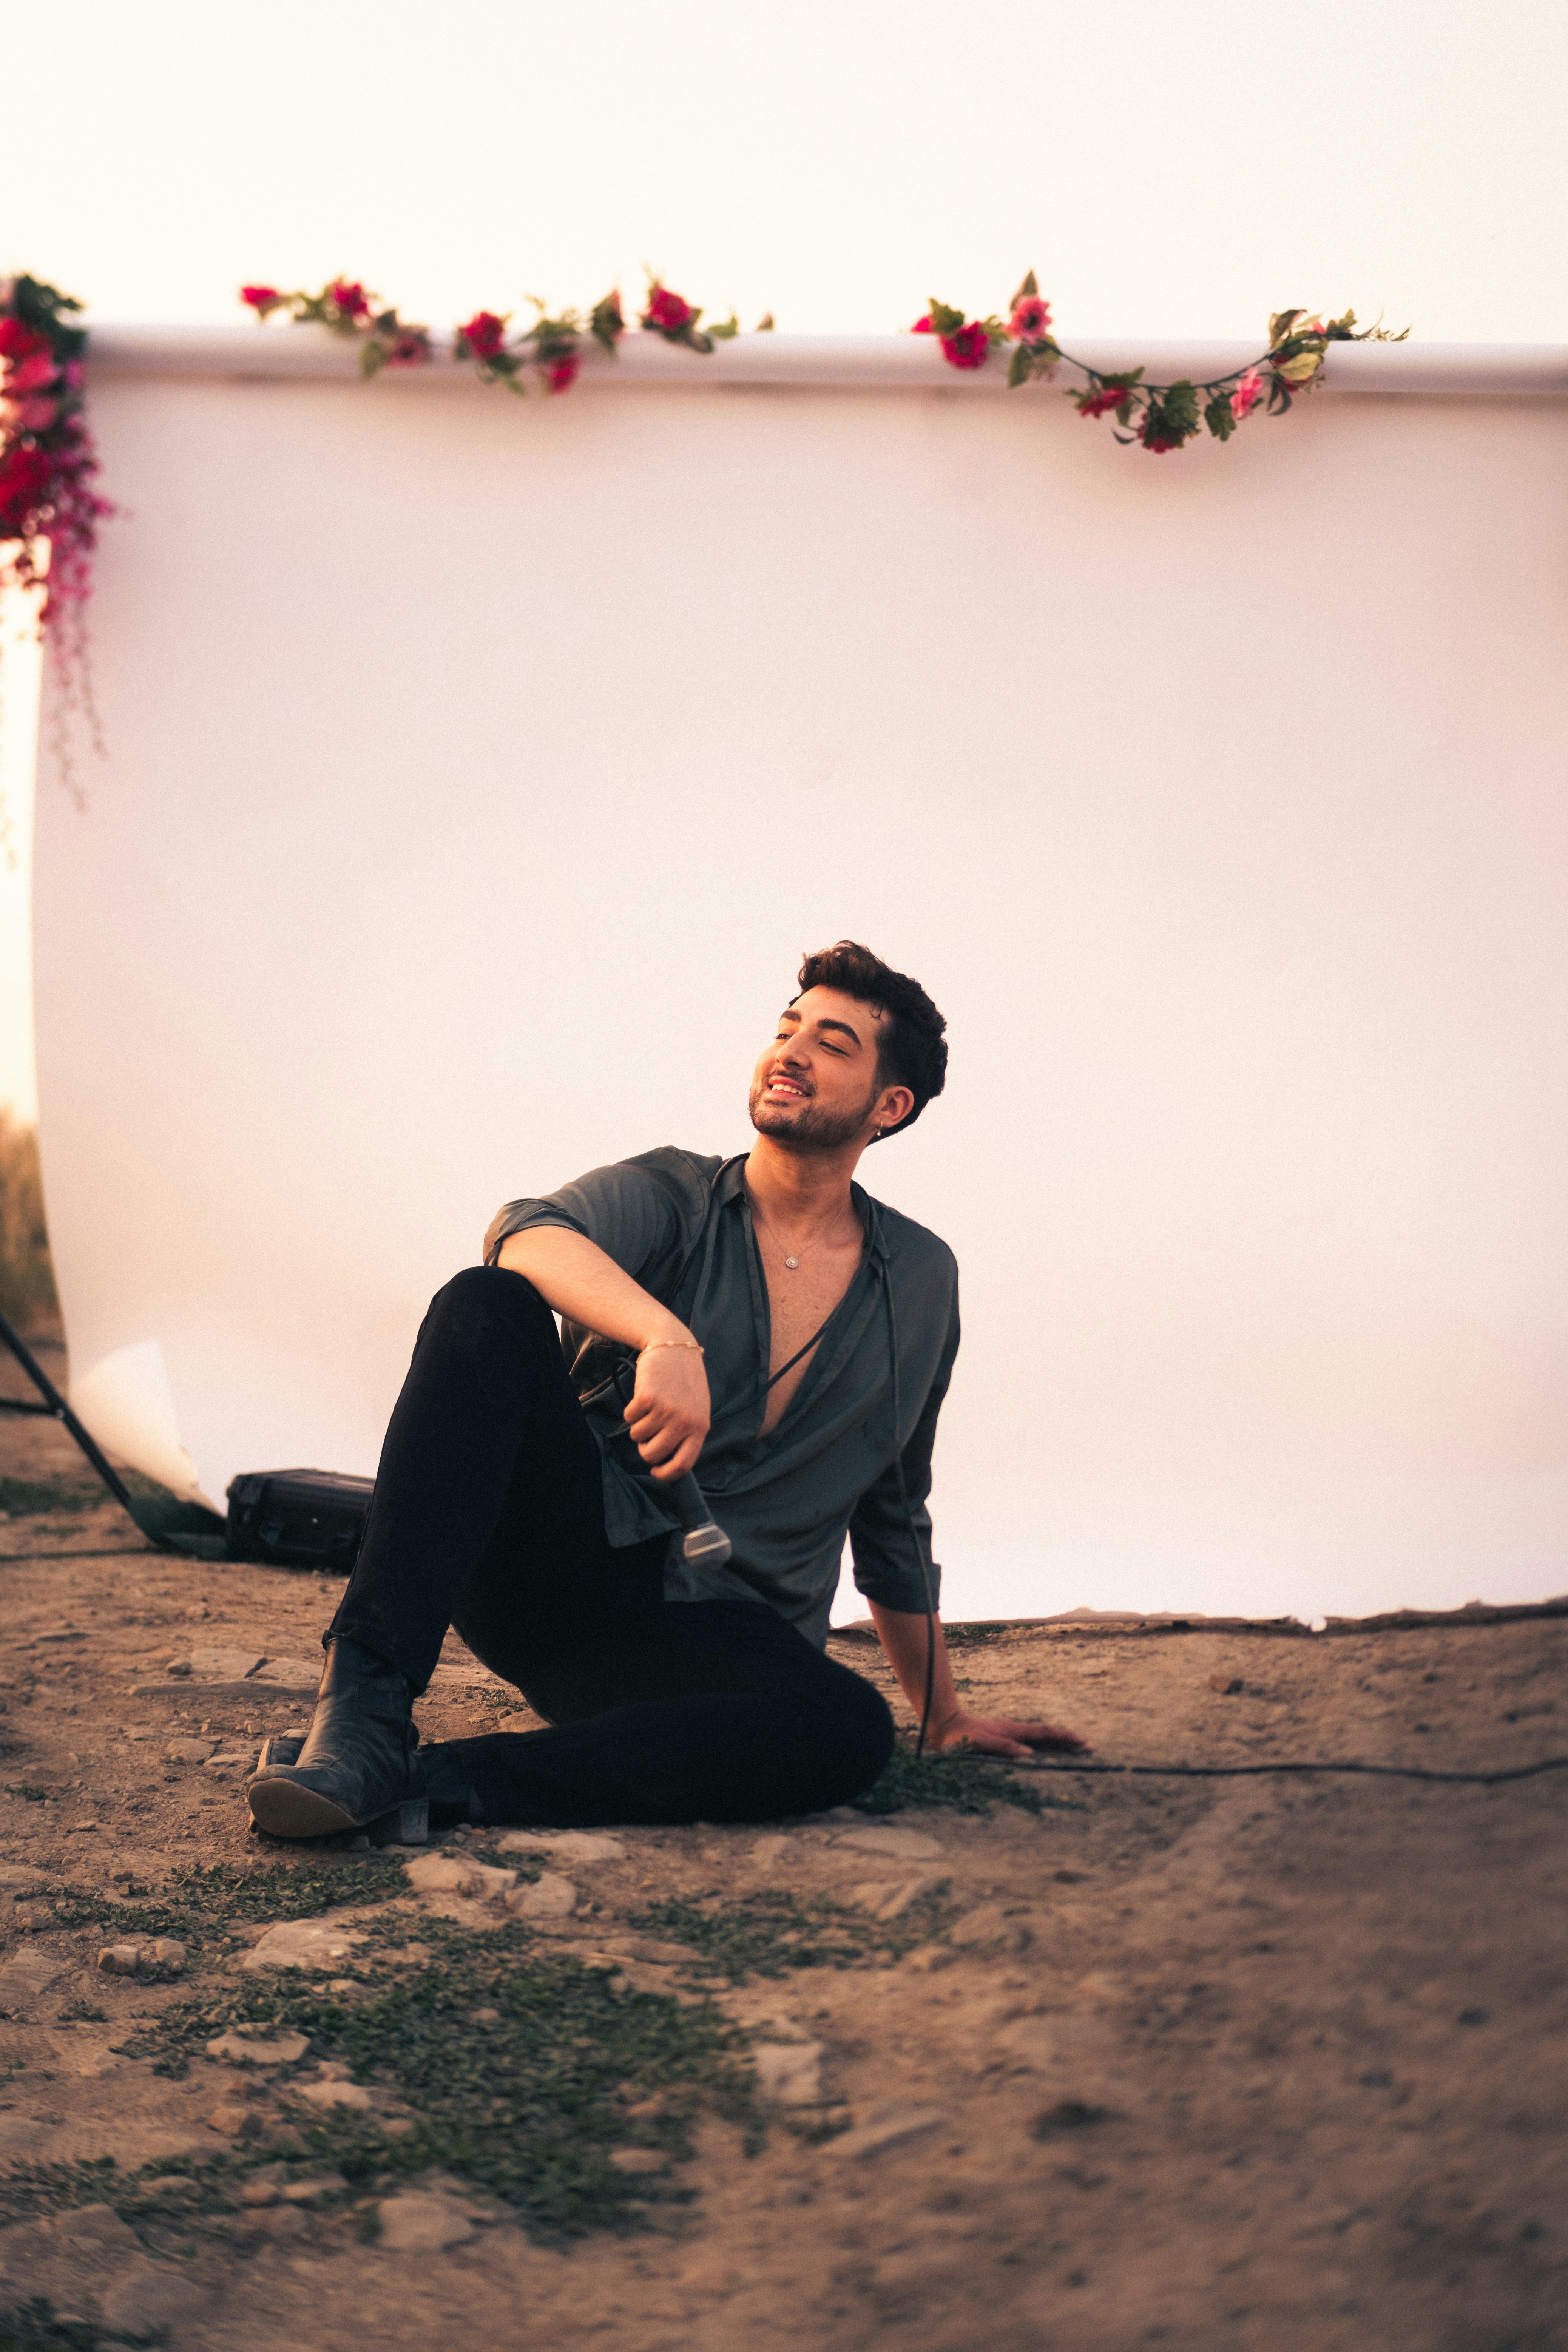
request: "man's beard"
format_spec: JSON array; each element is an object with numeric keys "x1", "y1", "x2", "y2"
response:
[{"x1": 748, "y1": 1078, "x2": 880, "y2": 1154}]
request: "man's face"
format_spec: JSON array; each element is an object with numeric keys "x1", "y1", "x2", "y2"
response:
[{"x1": 749, "y1": 985, "x2": 898, "y2": 1153}]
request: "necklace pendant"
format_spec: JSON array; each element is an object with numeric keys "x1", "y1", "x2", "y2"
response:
[{"x1": 784, "y1": 1255, "x2": 800, "y2": 1270}]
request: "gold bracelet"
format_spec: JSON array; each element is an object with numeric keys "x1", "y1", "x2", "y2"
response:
[{"x1": 637, "y1": 1338, "x2": 705, "y2": 1357}]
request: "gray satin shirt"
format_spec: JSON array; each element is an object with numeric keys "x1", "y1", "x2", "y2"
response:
[{"x1": 483, "y1": 1149, "x2": 960, "y2": 1647}]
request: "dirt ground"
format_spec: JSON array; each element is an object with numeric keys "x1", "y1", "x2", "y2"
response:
[{"x1": 2, "y1": 1340, "x2": 1566, "y2": 2352}]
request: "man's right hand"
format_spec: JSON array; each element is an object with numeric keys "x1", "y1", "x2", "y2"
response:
[{"x1": 623, "y1": 1342, "x2": 711, "y2": 1481}]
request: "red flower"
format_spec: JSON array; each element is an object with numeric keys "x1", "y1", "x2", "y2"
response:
[
  {"x1": 327, "y1": 279, "x2": 370, "y2": 320},
  {"x1": 0, "y1": 442, "x2": 53, "y2": 533},
  {"x1": 240, "y1": 285, "x2": 281, "y2": 313},
  {"x1": 939, "y1": 320, "x2": 991, "y2": 370},
  {"x1": 1076, "y1": 385, "x2": 1130, "y2": 420},
  {"x1": 1008, "y1": 295, "x2": 1053, "y2": 341},
  {"x1": 458, "y1": 310, "x2": 508, "y2": 362},
  {"x1": 546, "y1": 353, "x2": 581, "y2": 394},
  {"x1": 0, "y1": 317, "x2": 48, "y2": 362},
  {"x1": 642, "y1": 284, "x2": 694, "y2": 332},
  {"x1": 385, "y1": 329, "x2": 431, "y2": 369},
  {"x1": 1141, "y1": 431, "x2": 1181, "y2": 454},
  {"x1": 8, "y1": 352, "x2": 57, "y2": 394},
  {"x1": 911, "y1": 315, "x2": 935, "y2": 333}
]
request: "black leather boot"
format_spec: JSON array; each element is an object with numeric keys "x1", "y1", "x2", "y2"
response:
[{"x1": 247, "y1": 1636, "x2": 421, "y2": 1839}]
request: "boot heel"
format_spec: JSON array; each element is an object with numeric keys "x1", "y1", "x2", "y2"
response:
[{"x1": 369, "y1": 1798, "x2": 429, "y2": 1847}]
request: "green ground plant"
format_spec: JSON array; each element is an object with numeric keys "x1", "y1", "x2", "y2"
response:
[
  {"x1": 627, "y1": 1884, "x2": 953, "y2": 1980},
  {"x1": 852, "y1": 1743, "x2": 1081, "y2": 1817}
]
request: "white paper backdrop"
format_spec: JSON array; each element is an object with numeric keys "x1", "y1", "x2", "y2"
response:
[{"x1": 32, "y1": 353, "x2": 1568, "y2": 1623}]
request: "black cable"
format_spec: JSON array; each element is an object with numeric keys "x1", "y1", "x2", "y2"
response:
[
  {"x1": 882, "y1": 1271, "x2": 937, "y2": 1757},
  {"x1": 1017, "y1": 1755, "x2": 1568, "y2": 1786}
]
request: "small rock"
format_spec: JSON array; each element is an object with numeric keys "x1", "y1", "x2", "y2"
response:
[
  {"x1": 242, "y1": 1918, "x2": 366, "y2": 1974},
  {"x1": 187, "y1": 1646, "x2": 265, "y2": 1681},
  {"x1": 1210, "y1": 1674, "x2": 1245, "y2": 1696},
  {"x1": 608, "y1": 2147, "x2": 669, "y2": 2175},
  {"x1": 752, "y1": 2041, "x2": 825, "y2": 2107},
  {"x1": 239, "y1": 2179, "x2": 279, "y2": 2207},
  {"x1": 165, "y1": 1659, "x2": 193, "y2": 1678},
  {"x1": 253, "y1": 2202, "x2": 308, "y2": 2240},
  {"x1": 297, "y1": 2079, "x2": 374, "y2": 2110},
  {"x1": 824, "y1": 2102, "x2": 949, "y2": 2160},
  {"x1": 206, "y1": 2028, "x2": 310, "y2": 2066},
  {"x1": 139, "y1": 2175, "x2": 202, "y2": 2204},
  {"x1": 166, "y1": 1738, "x2": 216, "y2": 1764},
  {"x1": 946, "y1": 1904, "x2": 1033, "y2": 1953},
  {"x1": 279, "y1": 2172, "x2": 348, "y2": 2203},
  {"x1": 404, "y1": 1852, "x2": 515, "y2": 1897},
  {"x1": 832, "y1": 1826, "x2": 945, "y2": 1862},
  {"x1": 207, "y1": 2102, "x2": 264, "y2": 2138},
  {"x1": 748, "y1": 1833, "x2": 791, "y2": 1869},
  {"x1": 53, "y1": 2202, "x2": 140, "y2": 2253},
  {"x1": 97, "y1": 1940, "x2": 147, "y2": 1977},
  {"x1": 0, "y1": 1865, "x2": 46, "y2": 1890},
  {"x1": 849, "y1": 1874, "x2": 944, "y2": 1921},
  {"x1": 375, "y1": 2191, "x2": 477, "y2": 2252},
  {"x1": 145, "y1": 1936, "x2": 187, "y2": 1972},
  {"x1": 494, "y1": 1829, "x2": 625, "y2": 1865},
  {"x1": 504, "y1": 1871, "x2": 578, "y2": 1921},
  {"x1": 99, "y1": 2267, "x2": 211, "y2": 2340}
]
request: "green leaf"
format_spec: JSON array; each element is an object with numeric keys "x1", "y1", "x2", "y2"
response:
[
  {"x1": 359, "y1": 341, "x2": 385, "y2": 378},
  {"x1": 1268, "y1": 308, "x2": 1303, "y2": 348},
  {"x1": 1008, "y1": 344, "x2": 1032, "y2": 388},
  {"x1": 707, "y1": 313, "x2": 741, "y2": 341},
  {"x1": 1204, "y1": 393, "x2": 1236, "y2": 441},
  {"x1": 1009, "y1": 268, "x2": 1039, "y2": 308},
  {"x1": 927, "y1": 299, "x2": 966, "y2": 337}
]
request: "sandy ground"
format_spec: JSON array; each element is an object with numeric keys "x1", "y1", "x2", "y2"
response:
[{"x1": 2, "y1": 1340, "x2": 1566, "y2": 2352}]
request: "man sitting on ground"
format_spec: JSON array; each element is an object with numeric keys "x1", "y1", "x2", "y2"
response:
[{"x1": 248, "y1": 940, "x2": 1087, "y2": 1839}]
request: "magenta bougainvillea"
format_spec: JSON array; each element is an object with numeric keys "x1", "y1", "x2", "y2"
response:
[{"x1": 914, "y1": 271, "x2": 1407, "y2": 453}]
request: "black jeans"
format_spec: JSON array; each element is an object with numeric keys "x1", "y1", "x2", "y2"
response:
[{"x1": 329, "y1": 1266, "x2": 893, "y2": 1825}]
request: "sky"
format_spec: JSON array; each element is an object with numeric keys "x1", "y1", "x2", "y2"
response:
[{"x1": 2, "y1": 0, "x2": 1566, "y2": 1116}]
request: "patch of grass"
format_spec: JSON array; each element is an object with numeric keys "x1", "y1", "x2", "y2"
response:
[
  {"x1": 0, "y1": 1480, "x2": 103, "y2": 1519},
  {"x1": 0, "y1": 2157, "x2": 122, "y2": 2226},
  {"x1": 852, "y1": 1744, "x2": 1083, "y2": 1818},
  {"x1": 55, "y1": 2002, "x2": 107, "y2": 2023},
  {"x1": 106, "y1": 1915, "x2": 758, "y2": 2242},
  {"x1": 0, "y1": 2299, "x2": 103, "y2": 2352},
  {"x1": 3, "y1": 1787, "x2": 49, "y2": 1806},
  {"x1": 628, "y1": 1886, "x2": 952, "y2": 1981},
  {"x1": 37, "y1": 1856, "x2": 410, "y2": 1946}
]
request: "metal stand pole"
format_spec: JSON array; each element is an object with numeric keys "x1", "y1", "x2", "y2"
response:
[{"x1": 0, "y1": 1301, "x2": 142, "y2": 1516}]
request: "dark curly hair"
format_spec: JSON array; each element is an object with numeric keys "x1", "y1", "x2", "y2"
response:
[{"x1": 794, "y1": 940, "x2": 948, "y2": 1141}]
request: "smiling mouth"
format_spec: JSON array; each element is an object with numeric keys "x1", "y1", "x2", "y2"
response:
[{"x1": 764, "y1": 1076, "x2": 811, "y2": 1100}]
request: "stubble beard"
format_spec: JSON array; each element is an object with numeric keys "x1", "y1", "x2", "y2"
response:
[{"x1": 747, "y1": 1078, "x2": 881, "y2": 1156}]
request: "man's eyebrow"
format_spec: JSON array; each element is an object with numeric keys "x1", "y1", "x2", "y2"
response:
[{"x1": 815, "y1": 1017, "x2": 863, "y2": 1046}]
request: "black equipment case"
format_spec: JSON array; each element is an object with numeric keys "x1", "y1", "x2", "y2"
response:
[{"x1": 225, "y1": 1468, "x2": 374, "y2": 1571}]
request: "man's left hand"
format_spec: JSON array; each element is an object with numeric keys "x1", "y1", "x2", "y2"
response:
[{"x1": 928, "y1": 1709, "x2": 1092, "y2": 1759}]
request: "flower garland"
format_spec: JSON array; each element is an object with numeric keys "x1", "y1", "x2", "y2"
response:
[
  {"x1": 0, "y1": 275, "x2": 114, "y2": 744},
  {"x1": 914, "y1": 271, "x2": 1408, "y2": 452},
  {"x1": 243, "y1": 268, "x2": 1405, "y2": 456},
  {"x1": 240, "y1": 273, "x2": 756, "y2": 394}
]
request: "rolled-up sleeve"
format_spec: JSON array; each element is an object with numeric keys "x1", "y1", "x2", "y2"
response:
[
  {"x1": 483, "y1": 1158, "x2": 685, "y2": 1283},
  {"x1": 847, "y1": 1293, "x2": 960, "y2": 1614}
]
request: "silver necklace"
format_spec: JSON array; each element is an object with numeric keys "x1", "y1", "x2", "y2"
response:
[{"x1": 751, "y1": 1201, "x2": 853, "y2": 1272}]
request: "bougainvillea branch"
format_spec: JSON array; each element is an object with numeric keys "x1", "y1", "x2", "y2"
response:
[
  {"x1": 918, "y1": 271, "x2": 1410, "y2": 453},
  {"x1": 240, "y1": 279, "x2": 433, "y2": 374},
  {"x1": 0, "y1": 274, "x2": 115, "y2": 786},
  {"x1": 243, "y1": 273, "x2": 754, "y2": 393}
]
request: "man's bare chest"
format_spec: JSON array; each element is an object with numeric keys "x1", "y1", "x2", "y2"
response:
[{"x1": 759, "y1": 1244, "x2": 862, "y2": 1433}]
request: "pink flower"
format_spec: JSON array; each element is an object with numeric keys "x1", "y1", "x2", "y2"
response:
[
  {"x1": 911, "y1": 315, "x2": 935, "y2": 333},
  {"x1": 240, "y1": 285, "x2": 281, "y2": 313},
  {"x1": 458, "y1": 311, "x2": 508, "y2": 362},
  {"x1": 642, "y1": 284, "x2": 694, "y2": 333},
  {"x1": 384, "y1": 329, "x2": 431, "y2": 368},
  {"x1": 546, "y1": 353, "x2": 580, "y2": 394},
  {"x1": 1230, "y1": 367, "x2": 1265, "y2": 421},
  {"x1": 940, "y1": 320, "x2": 991, "y2": 370},
  {"x1": 0, "y1": 441, "x2": 52, "y2": 532},
  {"x1": 327, "y1": 279, "x2": 370, "y2": 320},
  {"x1": 17, "y1": 396, "x2": 56, "y2": 432},
  {"x1": 8, "y1": 352, "x2": 57, "y2": 393},
  {"x1": 64, "y1": 361, "x2": 84, "y2": 389},
  {"x1": 1008, "y1": 295, "x2": 1053, "y2": 341}
]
